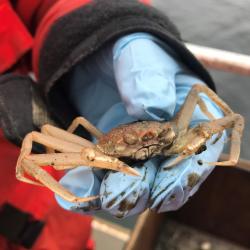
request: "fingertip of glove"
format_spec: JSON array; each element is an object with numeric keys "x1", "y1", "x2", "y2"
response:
[{"x1": 100, "y1": 163, "x2": 157, "y2": 218}]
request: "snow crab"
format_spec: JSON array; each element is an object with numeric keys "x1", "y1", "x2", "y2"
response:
[{"x1": 16, "y1": 84, "x2": 244, "y2": 202}]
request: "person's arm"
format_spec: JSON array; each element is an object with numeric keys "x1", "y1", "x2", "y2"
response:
[{"x1": 0, "y1": 0, "x2": 33, "y2": 73}]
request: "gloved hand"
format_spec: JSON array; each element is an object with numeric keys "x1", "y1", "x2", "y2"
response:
[{"x1": 55, "y1": 33, "x2": 226, "y2": 218}]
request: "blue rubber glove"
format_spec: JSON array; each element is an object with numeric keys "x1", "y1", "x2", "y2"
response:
[{"x1": 55, "y1": 33, "x2": 226, "y2": 217}]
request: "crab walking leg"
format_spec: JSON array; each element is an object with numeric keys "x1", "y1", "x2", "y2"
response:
[
  {"x1": 197, "y1": 97, "x2": 225, "y2": 144},
  {"x1": 67, "y1": 116, "x2": 103, "y2": 139},
  {"x1": 204, "y1": 114, "x2": 244, "y2": 166},
  {"x1": 197, "y1": 98, "x2": 216, "y2": 120},
  {"x1": 26, "y1": 151, "x2": 140, "y2": 176},
  {"x1": 174, "y1": 84, "x2": 234, "y2": 133},
  {"x1": 41, "y1": 125, "x2": 55, "y2": 153},
  {"x1": 41, "y1": 124, "x2": 94, "y2": 153},
  {"x1": 16, "y1": 131, "x2": 84, "y2": 185},
  {"x1": 22, "y1": 159, "x2": 99, "y2": 202}
]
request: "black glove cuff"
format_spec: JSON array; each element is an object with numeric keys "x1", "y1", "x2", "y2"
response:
[{"x1": 0, "y1": 74, "x2": 57, "y2": 146}]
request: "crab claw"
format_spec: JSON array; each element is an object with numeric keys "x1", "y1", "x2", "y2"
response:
[
  {"x1": 163, "y1": 154, "x2": 187, "y2": 169},
  {"x1": 81, "y1": 148, "x2": 141, "y2": 176}
]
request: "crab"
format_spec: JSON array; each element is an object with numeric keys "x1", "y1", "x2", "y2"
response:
[{"x1": 16, "y1": 84, "x2": 244, "y2": 203}]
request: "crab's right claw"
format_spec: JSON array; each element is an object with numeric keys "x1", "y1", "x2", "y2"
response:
[{"x1": 81, "y1": 148, "x2": 140, "y2": 177}]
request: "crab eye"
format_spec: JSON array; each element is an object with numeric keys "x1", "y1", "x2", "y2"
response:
[
  {"x1": 158, "y1": 129, "x2": 168, "y2": 139},
  {"x1": 123, "y1": 133, "x2": 138, "y2": 145},
  {"x1": 142, "y1": 132, "x2": 155, "y2": 141},
  {"x1": 158, "y1": 128, "x2": 175, "y2": 144}
]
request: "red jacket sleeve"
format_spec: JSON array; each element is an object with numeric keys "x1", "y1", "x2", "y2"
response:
[
  {"x1": 0, "y1": 0, "x2": 33, "y2": 73},
  {"x1": 0, "y1": 0, "x2": 150, "y2": 74}
]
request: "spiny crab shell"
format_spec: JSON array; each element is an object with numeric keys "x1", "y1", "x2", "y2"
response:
[{"x1": 96, "y1": 121, "x2": 176, "y2": 160}]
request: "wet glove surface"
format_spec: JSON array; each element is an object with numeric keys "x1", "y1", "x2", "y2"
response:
[{"x1": 56, "y1": 33, "x2": 226, "y2": 218}]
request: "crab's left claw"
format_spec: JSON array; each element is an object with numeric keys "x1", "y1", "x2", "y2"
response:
[{"x1": 163, "y1": 154, "x2": 188, "y2": 169}]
